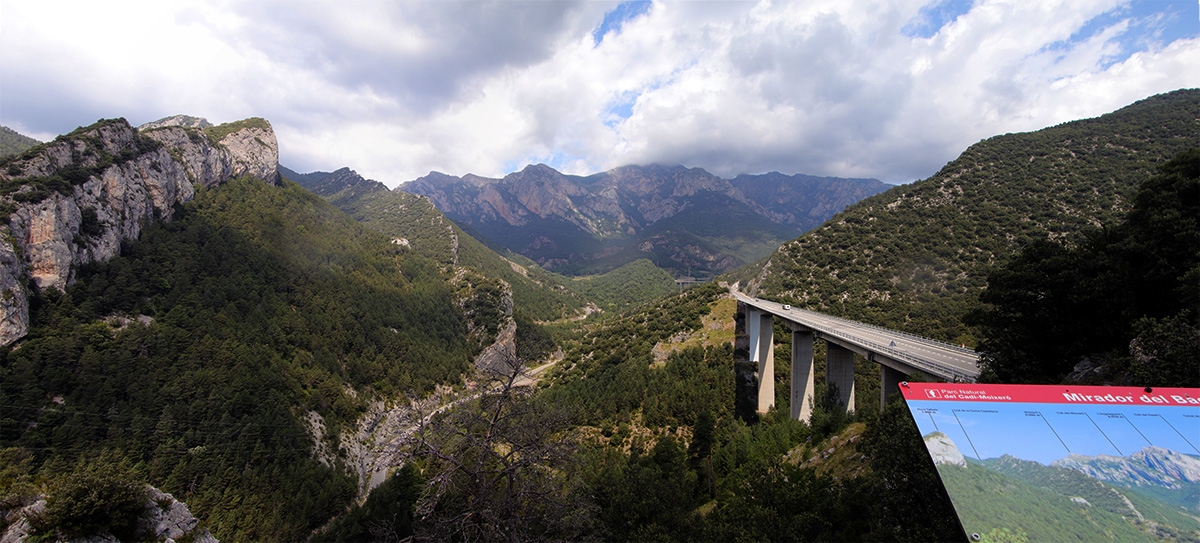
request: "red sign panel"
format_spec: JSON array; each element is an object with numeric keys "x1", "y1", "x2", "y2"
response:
[{"x1": 899, "y1": 381, "x2": 1199, "y2": 406}]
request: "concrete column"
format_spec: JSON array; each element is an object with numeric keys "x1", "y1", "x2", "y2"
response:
[
  {"x1": 756, "y1": 313, "x2": 774, "y2": 413},
  {"x1": 791, "y1": 329, "x2": 814, "y2": 422},
  {"x1": 826, "y1": 343, "x2": 855, "y2": 414},
  {"x1": 747, "y1": 308, "x2": 760, "y2": 362},
  {"x1": 880, "y1": 365, "x2": 905, "y2": 407},
  {"x1": 732, "y1": 302, "x2": 757, "y2": 422}
]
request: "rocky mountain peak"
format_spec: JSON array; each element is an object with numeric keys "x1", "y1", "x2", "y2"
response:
[
  {"x1": 923, "y1": 432, "x2": 967, "y2": 467},
  {"x1": 137, "y1": 114, "x2": 213, "y2": 131},
  {"x1": 1051, "y1": 445, "x2": 1200, "y2": 489},
  {"x1": 395, "y1": 162, "x2": 887, "y2": 276},
  {"x1": 0, "y1": 116, "x2": 282, "y2": 345}
]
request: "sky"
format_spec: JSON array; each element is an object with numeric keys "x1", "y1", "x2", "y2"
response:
[
  {"x1": 1, "y1": 0, "x2": 1197, "y2": 187},
  {"x1": 909, "y1": 400, "x2": 1199, "y2": 465}
]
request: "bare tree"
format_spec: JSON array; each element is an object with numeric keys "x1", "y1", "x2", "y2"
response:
[{"x1": 409, "y1": 347, "x2": 598, "y2": 543}]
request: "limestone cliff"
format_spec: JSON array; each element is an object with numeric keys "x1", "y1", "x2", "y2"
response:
[{"x1": 0, "y1": 116, "x2": 280, "y2": 345}]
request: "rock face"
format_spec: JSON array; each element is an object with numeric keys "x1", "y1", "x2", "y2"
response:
[
  {"x1": 0, "y1": 116, "x2": 279, "y2": 345},
  {"x1": 1052, "y1": 446, "x2": 1200, "y2": 489},
  {"x1": 924, "y1": 431, "x2": 967, "y2": 467}
]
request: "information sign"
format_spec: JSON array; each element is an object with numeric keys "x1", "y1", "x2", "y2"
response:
[{"x1": 901, "y1": 383, "x2": 1200, "y2": 542}]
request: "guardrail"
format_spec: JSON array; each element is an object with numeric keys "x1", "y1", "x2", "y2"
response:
[
  {"x1": 737, "y1": 294, "x2": 980, "y2": 382},
  {"x1": 784, "y1": 304, "x2": 976, "y2": 356}
]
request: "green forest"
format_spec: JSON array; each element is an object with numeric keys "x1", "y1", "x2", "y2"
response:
[{"x1": 1, "y1": 177, "x2": 482, "y2": 540}]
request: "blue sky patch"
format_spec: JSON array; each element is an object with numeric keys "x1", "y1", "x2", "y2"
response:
[
  {"x1": 594, "y1": 1, "x2": 653, "y2": 46},
  {"x1": 1042, "y1": 0, "x2": 1198, "y2": 69},
  {"x1": 604, "y1": 90, "x2": 640, "y2": 128},
  {"x1": 901, "y1": 0, "x2": 976, "y2": 39}
]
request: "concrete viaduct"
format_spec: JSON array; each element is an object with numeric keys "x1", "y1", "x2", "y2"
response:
[{"x1": 735, "y1": 293, "x2": 981, "y2": 422}]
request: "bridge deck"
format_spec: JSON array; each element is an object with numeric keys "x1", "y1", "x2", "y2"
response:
[{"x1": 736, "y1": 293, "x2": 980, "y2": 382}]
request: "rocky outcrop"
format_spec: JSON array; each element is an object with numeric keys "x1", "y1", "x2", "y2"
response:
[
  {"x1": 924, "y1": 431, "x2": 967, "y2": 467},
  {"x1": 0, "y1": 116, "x2": 279, "y2": 345},
  {"x1": 0, "y1": 487, "x2": 217, "y2": 543},
  {"x1": 139, "y1": 116, "x2": 281, "y2": 188}
]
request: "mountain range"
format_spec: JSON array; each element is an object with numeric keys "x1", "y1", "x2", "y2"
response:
[
  {"x1": 926, "y1": 432, "x2": 1200, "y2": 541},
  {"x1": 398, "y1": 164, "x2": 889, "y2": 277}
]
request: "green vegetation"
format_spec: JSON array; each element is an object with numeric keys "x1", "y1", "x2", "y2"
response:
[
  {"x1": 202, "y1": 117, "x2": 272, "y2": 142},
  {"x1": 0, "y1": 126, "x2": 39, "y2": 160},
  {"x1": 4, "y1": 90, "x2": 1198, "y2": 540},
  {"x1": 971, "y1": 149, "x2": 1199, "y2": 385},
  {"x1": 561, "y1": 258, "x2": 677, "y2": 312},
  {"x1": 939, "y1": 462, "x2": 1155, "y2": 542},
  {"x1": 315, "y1": 464, "x2": 423, "y2": 542},
  {"x1": 291, "y1": 171, "x2": 593, "y2": 323},
  {"x1": 980, "y1": 455, "x2": 1200, "y2": 538},
  {"x1": 0, "y1": 176, "x2": 477, "y2": 541},
  {"x1": 29, "y1": 454, "x2": 147, "y2": 541},
  {"x1": 752, "y1": 89, "x2": 1200, "y2": 344},
  {"x1": 537, "y1": 284, "x2": 961, "y2": 540}
]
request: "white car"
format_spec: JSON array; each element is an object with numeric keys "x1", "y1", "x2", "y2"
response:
[{"x1": 782, "y1": 304, "x2": 792, "y2": 310}]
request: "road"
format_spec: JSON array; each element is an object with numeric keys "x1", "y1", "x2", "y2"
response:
[{"x1": 735, "y1": 293, "x2": 980, "y2": 382}]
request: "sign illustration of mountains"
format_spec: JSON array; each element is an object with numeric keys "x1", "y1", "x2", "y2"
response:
[
  {"x1": 903, "y1": 383, "x2": 1200, "y2": 542},
  {"x1": 396, "y1": 164, "x2": 889, "y2": 277}
]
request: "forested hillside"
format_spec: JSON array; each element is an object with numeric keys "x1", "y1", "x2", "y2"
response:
[
  {"x1": 509, "y1": 283, "x2": 962, "y2": 541},
  {"x1": 0, "y1": 126, "x2": 39, "y2": 159},
  {"x1": 287, "y1": 166, "x2": 592, "y2": 324},
  {"x1": 0, "y1": 176, "x2": 489, "y2": 540},
  {"x1": 558, "y1": 258, "x2": 677, "y2": 313},
  {"x1": 290, "y1": 166, "x2": 684, "y2": 318},
  {"x1": 973, "y1": 149, "x2": 1199, "y2": 385},
  {"x1": 746, "y1": 89, "x2": 1200, "y2": 343}
]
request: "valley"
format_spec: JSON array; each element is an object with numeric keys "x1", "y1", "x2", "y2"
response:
[{"x1": 0, "y1": 89, "x2": 1197, "y2": 542}]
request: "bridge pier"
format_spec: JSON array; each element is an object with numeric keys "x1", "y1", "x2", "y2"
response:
[
  {"x1": 790, "y1": 328, "x2": 814, "y2": 422},
  {"x1": 881, "y1": 365, "x2": 905, "y2": 406},
  {"x1": 755, "y1": 311, "x2": 775, "y2": 414},
  {"x1": 826, "y1": 343, "x2": 856, "y2": 414}
]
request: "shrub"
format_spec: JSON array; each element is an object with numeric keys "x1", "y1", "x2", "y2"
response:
[{"x1": 30, "y1": 457, "x2": 147, "y2": 540}]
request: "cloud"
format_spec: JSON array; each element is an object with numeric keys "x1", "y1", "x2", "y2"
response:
[
  {"x1": 1, "y1": 0, "x2": 1197, "y2": 186},
  {"x1": 594, "y1": 1, "x2": 653, "y2": 46}
]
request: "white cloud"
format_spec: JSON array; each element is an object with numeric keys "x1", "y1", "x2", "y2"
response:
[{"x1": 1, "y1": 0, "x2": 1196, "y2": 186}]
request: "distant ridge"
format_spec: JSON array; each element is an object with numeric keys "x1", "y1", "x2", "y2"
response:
[
  {"x1": 398, "y1": 163, "x2": 888, "y2": 277},
  {"x1": 0, "y1": 125, "x2": 40, "y2": 159}
]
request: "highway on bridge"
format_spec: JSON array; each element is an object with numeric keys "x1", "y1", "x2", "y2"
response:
[{"x1": 735, "y1": 293, "x2": 981, "y2": 383}]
